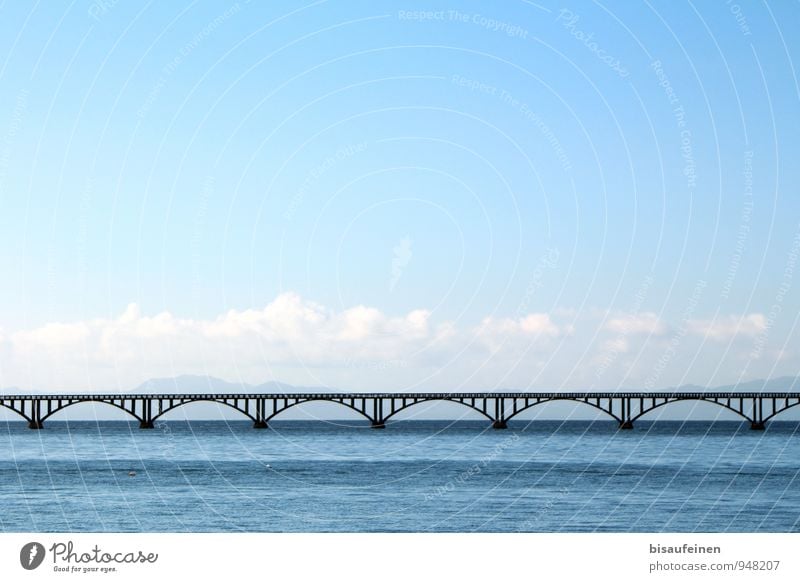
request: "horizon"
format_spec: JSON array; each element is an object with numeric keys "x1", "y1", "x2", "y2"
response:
[
  {"x1": 1, "y1": 2, "x2": 799, "y2": 396},
  {"x1": 4, "y1": 372, "x2": 800, "y2": 423},
  {"x1": 4, "y1": 371, "x2": 800, "y2": 394}
]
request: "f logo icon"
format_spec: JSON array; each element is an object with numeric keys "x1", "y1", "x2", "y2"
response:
[{"x1": 20, "y1": 542, "x2": 45, "y2": 570}]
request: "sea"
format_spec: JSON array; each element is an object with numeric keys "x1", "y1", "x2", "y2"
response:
[{"x1": 1, "y1": 420, "x2": 799, "y2": 532}]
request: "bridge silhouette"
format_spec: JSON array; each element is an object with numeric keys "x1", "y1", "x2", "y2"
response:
[{"x1": 2, "y1": 392, "x2": 799, "y2": 430}]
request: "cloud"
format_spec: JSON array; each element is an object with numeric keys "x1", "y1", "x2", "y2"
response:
[
  {"x1": 605, "y1": 312, "x2": 666, "y2": 335},
  {"x1": 687, "y1": 314, "x2": 767, "y2": 341},
  {"x1": 0, "y1": 299, "x2": 788, "y2": 392},
  {"x1": 476, "y1": 313, "x2": 562, "y2": 338},
  {"x1": 602, "y1": 337, "x2": 630, "y2": 354},
  {"x1": 471, "y1": 313, "x2": 564, "y2": 353},
  {"x1": 12, "y1": 321, "x2": 91, "y2": 351},
  {"x1": 1, "y1": 293, "x2": 568, "y2": 390}
]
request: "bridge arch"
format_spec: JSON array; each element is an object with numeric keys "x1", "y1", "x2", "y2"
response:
[
  {"x1": 382, "y1": 398, "x2": 495, "y2": 423},
  {"x1": 40, "y1": 400, "x2": 142, "y2": 423},
  {"x1": 764, "y1": 401, "x2": 800, "y2": 422},
  {"x1": 151, "y1": 398, "x2": 257, "y2": 423},
  {"x1": 0, "y1": 402, "x2": 31, "y2": 423},
  {"x1": 504, "y1": 398, "x2": 621, "y2": 423},
  {"x1": 630, "y1": 397, "x2": 751, "y2": 423},
  {"x1": 265, "y1": 398, "x2": 374, "y2": 423}
]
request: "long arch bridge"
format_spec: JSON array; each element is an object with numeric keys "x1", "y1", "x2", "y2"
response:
[{"x1": 1, "y1": 392, "x2": 799, "y2": 430}]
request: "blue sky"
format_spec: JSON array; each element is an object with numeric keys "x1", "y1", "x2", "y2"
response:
[{"x1": 0, "y1": 1, "x2": 798, "y2": 392}]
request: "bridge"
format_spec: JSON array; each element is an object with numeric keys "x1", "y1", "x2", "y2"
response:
[{"x1": 2, "y1": 392, "x2": 800, "y2": 430}]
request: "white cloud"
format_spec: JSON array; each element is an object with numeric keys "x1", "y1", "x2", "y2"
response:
[
  {"x1": 602, "y1": 337, "x2": 630, "y2": 354},
  {"x1": 477, "y1": 313, "x2": 562, "y2": 337},
  {"x1": 687, "y1": 314, "x2": 767, "y2": 341},
  {"x1": 605, "y1": 312, "x2": 666, "y2": 335},
  {"x1": 0, "y1": 294, "x2": 568, "y2": 390},
  {"x1": 0, "y1": 299, "x2": 789, "y2": 392},
  {"x1": 12, "y1": 321, "x2": 91, "y2": 352},
  {"x1": 472, "y1": 314, "x2": 563, "y2": 353}
]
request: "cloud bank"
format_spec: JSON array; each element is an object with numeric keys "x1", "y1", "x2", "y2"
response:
[{"x1": 0, "y1": 293, "x2": 782, "y2": 392}]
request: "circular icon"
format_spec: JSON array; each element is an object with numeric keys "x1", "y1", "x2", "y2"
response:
[{"x1": 20, "y1": 542, "x2": 45, "y2": 570}]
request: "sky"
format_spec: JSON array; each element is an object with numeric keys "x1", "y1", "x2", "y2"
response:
[{"x1": 0, "y1": 0, "x2": 799, "y2": 393}]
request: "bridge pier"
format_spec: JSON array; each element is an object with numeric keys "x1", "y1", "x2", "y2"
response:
[
  {"x1": 750, "y1": 421, "x2": 766, "y2": 430},
  {"x1": 619, "y1": 420, "x2": 634, "y2": 430},
  {"x1": 492, "y1": 420, "x2": 508, "y2": 429},
  {"x1": 371, "y1": 399, "x2": 385, "y2": 429},
  {"x1": 253, "y1": 420, "x2": 268, "y2": 429},
  {"x1": 138, "y1": 399, "x2": 155, "y2": 428},
  {"x1": 28, "y1": 400, "x2": 43, "y2": 429}
]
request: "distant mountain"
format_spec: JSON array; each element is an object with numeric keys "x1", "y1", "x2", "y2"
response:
[
  {"x1": 3, "y1": 376, "x2": 800, "y2": 422},
  {"x1": 4, "y1": 375, "x2": 800, "y2": 396},
  {"x1": 255, "y1": 380, "x2": 338, "y2": 393},
  {"x1": 659, "y1": 376, "x2": 800, "y2": 394},
  {"x1": 132, "y1": 374, "x2": 334, "y2": 394},
  {"x1": 133, "y1": 375, "x2": 254, "y2": 394},
  {"x1": 727, "y1": 376, "x2": 800, "y2": 392}
]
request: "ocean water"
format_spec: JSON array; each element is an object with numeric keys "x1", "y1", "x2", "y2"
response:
[{"x1": 1, "y1": 420, "x2": 799, "y2": 532}]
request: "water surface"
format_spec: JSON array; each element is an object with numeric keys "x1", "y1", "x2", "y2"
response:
[{"x1": 1, "y1": 420, "x2": 798, "y2": 532}]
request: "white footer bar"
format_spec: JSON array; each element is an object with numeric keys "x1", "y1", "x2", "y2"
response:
[{"x1": 1, "y1": 533, "x2": 796, "y2": 581}]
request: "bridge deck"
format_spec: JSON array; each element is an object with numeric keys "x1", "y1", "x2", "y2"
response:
[
  {"x1": 5, "y1": 392, "x2": 800, "y2": 400},
  {"x1": 2, "y1": 392, "x2": 800, "y2": 430}
]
